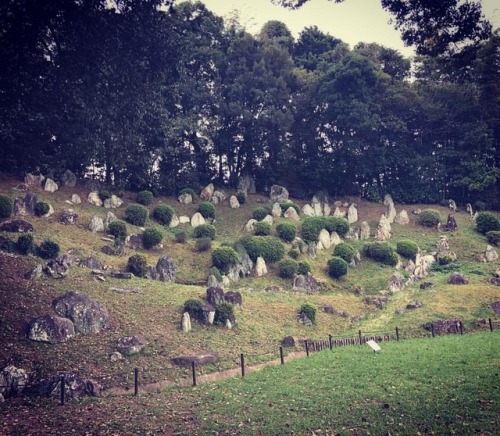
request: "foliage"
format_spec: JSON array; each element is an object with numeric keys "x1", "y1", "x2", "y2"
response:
[
  {"x1": 278, "y1": 259, "x2": 298, "y2": 278},
  {"x1": 279, "y1": 201, "x2": 300, "y2": 215},
  {"x1": 212, "y1": 246, "x2": 239, "y2": 273},
  {"x1": 214, "y1": 302, "x2": 235, "y2": 326},
  {"x1": 179, "y1": 188, "x2": 198, "y2": 202},
  {"x1": 183, "y1": 299, "x2": 204, "y2": 322},
  {"x1": 194, "y1": 224, "x2": 216, "y2": 240},
  {"x1": 252, "y1": 206, "x2": 272, "y2": 221},
  {"x1": 254, "y1": 221, "x2": 271, "y2": 236},
  {"x1": 276, "y1": 222, "x2": 296, "y2": 242},
  {"x1": 288, "y1": 248, "x2": 299, "y2": 259},
  {"x1": 240, "y1": 236, "x2": 285, "y2": 263},
  {"x1": 475, "y1": 212, "x2": 500, "y2": 234},
  {"x1": 142, "y1": 227, "x2": 163, "y2": 249},
  {"x1": 298, "y1": 302, "x2": 317, "y2": 324},
  {"x1": 195, "y1": 237, "x2": 212, "y2": 252},
  {"x1": 127, "y1": 254, "x2": 148, "y2": 278},
  {"x1": 438, "y1": 253, "x2": 456, "y2": 266},
  {"x1": 327, "y1": 256, "x2": 348, "y2": 279},
  {"x1": 396, "y1": 240, "x2": 419, "y2": 260},
  {"x1": 175, "y1": 231, "x2": 187, "y2": 244},
  {"x1": 152, "y1": 203, "x2": 175, "y2": 226},
  {"x1": 333, "y1": 243, "x2": 355, "y2": 263},
  {"x1": 417, "y1": 209, "x2": 441, "y2": 227},
  {"x1": 98, "y1": 190, "x2": 111, "y2": 202},
  {"x1": 108, "y1": 220, "x2": 127, "y2": 241},
  {"x1": 486, "y1": 231, "x2": 500, "y2": 246},
  {"x1": 37, "y1": 240, "x2": 60, "y2": 259},
  {"x1": 136, "y1": 190, "x2": 154, "y2": 205},
  {"x1": 297, "y1": 260, "x2": 311, "y2": 275},
  {"x1": 34, "y1": 201, "x2": 50, "y2": 217},
  {"x1": 236, "y1": 192, "x2": 247, "y2": 204},
  {"x1": 363, "y1": 242, "x2": 398, "y2": 266},
  {"x1": 0, "y1": 237, "x2": 15, "y2": 253},
  {"x1": 0, "y1": 194, "x2": 12, "y2": 219},
  {"x1": 124, "y1": 204, "x2": 149, "y2": 226},
  {"x1": 198, "y1": 201, "x2": 216, "y2": 219},
  {"x1": 208, "y1": 266, "x2": 223, "y2": 282},
  {"x1": 17, "y1": 234, "x2": 35, "y2": 255},
  {"x1": 301, "y1": 216, "x2": 349, "y2": 242}
]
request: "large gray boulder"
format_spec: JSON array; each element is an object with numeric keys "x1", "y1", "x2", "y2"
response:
[
  {"x1": 284, "y1": 207, "x2": 300, "y2": 222},
  {"x1": 24, "y1": 173, "x2": 44, "y2": 187},
  {"x1": 52, "y1": 291, "x2": 110, "y2": 334},
  {"x1": 28, "y1": 315, "x2": 75, "y2": 344},
  {"x1": 116, "y1": 336, "x2": 146, "y2": 355},
  {"x1": 206, "y1": 287, "x2": 225, "y2": 306},
  {"x1": 43, "y1": 258, "x2": 70, "y2": 279},
  {"x1": 125, "y1": 233, "x2": 143, "y2": 249},
  {"x1": 229, "y1": 195, "x2": 240, "y2": 209},
  {"x1": 60, "y1": 209, "x2": 78, "y2": 225},
  {"x1": 35, "y1": 372, "x2": 101, "y2": 399},
  {"x1": 89, "y1": 215, "x2": 104, "y2": 233},
  {"x1": 60, "y1": 170, "x2": 77, "y2": 188},
  {"x1": 227, "y1": 247, "x2": 253, "y2": 282},
  {"x1": 171, "y1": 351, "x2": 219, "y2": 367},
  {"x1": 0, "y1": 366, "x2": 28, "y2": 399},
  {"x1": 191, "y1": 212, "x2": 205, "y2": 227},
  {"x1": 237, "y1": 172, "x2": 256, "y2": 194},
  {"x1": 292, "y1": 272, "x2": 319, "y2": 294},
  {"x1": 87, "y1": 192, "x2": 103, "y2": 207},
  {"x1": 148, "y1": 255, "x2": 176, "y2": 283},
  {"x1": 44, "y1": 178, "x2": 58, "y2": 193},
  {"x1": 24, "y1": 192, "x2": 37, "y2": 216},
  {"x1": 0, "y1": 219, "x2": 34, "y2": 233},
  {"x1": 383, "y1": 194, "x2": 396, "y2": 223},
  {"x1": 199, "y1": 183, "x2": 215, "y2": 201},
  {"x1": 269, "y1": 184, "x2": 289, "y2": 202}
]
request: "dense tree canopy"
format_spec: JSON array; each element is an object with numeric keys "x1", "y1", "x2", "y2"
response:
[{"x1": 0, "y1": 0, "x2": 498, "y2": 208}]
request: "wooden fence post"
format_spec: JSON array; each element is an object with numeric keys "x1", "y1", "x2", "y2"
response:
[
  {"x1": 305, "y1": 341, "x2": 309, "y2": 357},
  {"x1": 488, "y1": 318, "x2": 493, "y2": 332},
  {"x1": 240, "y1": 353, "x2": 245, "y2": 377},
  {"x1": 134, "y1": 368, "x2": 139, "y2": 397},
  {"x1": 358, "y1": 330, "x2": 362, "y2": 345},
  {"x1": 459, "y1": 321, "x2": 464, "y2": 335},
  {"x1": 329, "y1": 334, "x2": 333, "y2": 350},
  {"x1": 60, "y1": 375, "x2": 65, "y2": 406},
  {"x1": 396, "y1": 327, "x2": 400, "y2": 342},
  {"x1": 192, "y1": 361, "x2": 197, "y2": 387},
  {"x1": 431, "y1": 324, "x2": 435, "y2": 338},
  {"x1": 280, "y1": 347, "x2": 284, "y2": 365}
]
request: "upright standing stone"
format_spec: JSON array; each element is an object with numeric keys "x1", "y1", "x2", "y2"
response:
[
  {"x1": 44, "y1": 178, "x2": 58, "y2": 193},
  {"x1": 284, "y1": 207, "x2": 300, "y2": 222},
  {"x1": 394, "y1": 210, "x2": 409, "y2": 225},
  {"x1": 181, "y1": 312, "x2": 191, "y2": 333},
  {"x1": 71, "y1": 194, "x2": 81, "y2": 204},
  {"x1": 272, "y1": 203, "x2": 282, "y2": 217},
  {"x1": 61, "y1": 170, "x2": 77, "y2": 188},
  {"x1": 191, "y1": 212, "x2": 206, "y2": 227},
  {"x1": 269, "y1": 185, "x2": 289, "y2": 202},
  {"x1": 347, "y1": 204, "x2": 358, "y2": 224},
  {"x1": 360, "y1": 221, "x2": 370, "y2": 240},
  {"x1": 383, "y1": 194, "x2": 396, "y2": 223},
  {"x1": 89, "y1": 216, "x2": 104, "y2": 233},
  {"x1": 255, "y1": 256, "x2": 267, "y2": 277},
  {"x1": 200, "y1": 183, "x2": 215, "y2": 201},
  {"x1": 229, "y1": 195, "x2": 240, "y2": 209}
]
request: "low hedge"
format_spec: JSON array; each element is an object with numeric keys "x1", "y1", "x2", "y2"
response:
[
  {"x1": 363, "y1": 242, "x2": 398, "y2": 266},
  {"x1": 240, "y1": 235, "x2": 285, "y2": 263}
]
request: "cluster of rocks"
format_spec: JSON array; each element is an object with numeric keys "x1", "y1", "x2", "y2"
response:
[{"x1": 395, "y1": 301, "x2": 423, "y2": 314}]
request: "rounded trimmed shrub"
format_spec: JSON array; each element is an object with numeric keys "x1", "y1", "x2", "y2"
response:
[
  {"x1": 417, "y1": 209, "x2": 441, "y2": 227},
  {"x1": 0, "y1": 194, "x2": 13, "y2": 219},
  {"x1": 184, "y1": 299, "x2": 204, "y2": 322},
  {"x1": 212, "y1": 246, "x2": 239, "y2": 273},
  {"x1": 280, "y1": 201, "x2": 300, "y2": 215},
  {"x1": 276, "y1": 222, "x2": 296, "y2": 243},
  {"x1": 327, "y1": 256, "x2": 348, "y2": 279},
  {"x1": 34, "y1": 201, "x2": 50, "y2": 217},
  {"x1": 288, "y1": 248, "x2": 299, "y2": 259},
  {"x1": 98, "y1": 190, "x2": 111, "y2": 202},
  {"x1": 214, "y1": 302, "x2": 235, "y2": 325},
  {"x1": 127, "y1": 254, "x2": 148, "y2": 277},
  {"x1": 301, "y1": 216, "x2": 349, "y2": 242},
  {"x1": 194, "y1": 224, "x2": 216, "y2": 240},
  {"x1": 142, "y1": 227, "x2": 163, "y2": 249},
  {"x1": 297, "y1": 260, "x2": 311, "y2": 275},
  {"x1": 333, "y1": 243, "x2": 355, "y2": 263},
  {"x1": 254, "y1": 221, "x2": 271, "y2": 236},
  {"x1": 38, "y1": 240, "x2": 60, "y2": 259},
  {"x1": 252, "y1": 206, "x2": 271, "y2": 221},
  {"x1": 299, "y1": 302, "x2": 317, "y2": 324},
  {"x1": 486, "y1": 230, "x2": 500, "y2": 246},
  {"x1": 236, "y1": 191, "x2": 247, "y2": 205},
  {"x1": 198, "y1": 201, "x2": 216, "y2": 219},
  {"x1": 124, "y1": 204, "x2": 149, "y2": 226},
  {"x1": 476, "y1": 212, "x2": 500, "y2": 234},
  {"x1": 240, "y1": 235, "x2": 285, "y2": 263},
  {"x1": 278, "y1": 259, "x2": 298, "y2": 278},
  {"x1": 396, "y1": 239, "x2": 419, "y2": 260},
  {"x1": 175, "y1": 231, "x2": 187, "y2": 244},
  {"x1": 153, "y1": 203, "x2": 175, "y2": 226},
  {"x1": 363, "y1": 242, "x2": 398, "y2": 266},
  {"x1": 179, "y1": 187, "x2": 198, "y2": 202},
  {"x1": 195, "y1": 237, "x2": 212, "y2": 252},
  {"x1": 17, "y1": 233, "x2": 35, "y2": 255},
  {"x1": 136, "y1": 190, "x2": 153, "y2": 205},
  {"x1": 108, "y1": 220, "x2": 127, "y2": 241}
]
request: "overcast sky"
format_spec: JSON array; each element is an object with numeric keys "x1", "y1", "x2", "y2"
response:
[{"x1": 197, "y1": 0, "x2": 499, "y2": 58}]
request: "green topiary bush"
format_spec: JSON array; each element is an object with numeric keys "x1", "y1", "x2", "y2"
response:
[
  {"x1": 142, "y1": 227, "x2": 163, "y2": 249},
  {"x1": 252, "y1": 206, "x2": 271, "y2": 221},
  {"x1": 0, "y1": 194, "x2": 13, "y2": 219},
  {"x1": 198, "y1": 201, "x2": 216, "y2": 219},
  {"x1": 184, "y1": 299, "x2": 204, "y2": 322},
  {"x1": 240, "y1": 235, "x2": 285, "y2": 263},
  {"x1": 0, "y1": 237, "x2": 15, "y2": 253},
  {"x1": 37, "y1": 240, "x2": 60, "y2": 259},
  {"x1": 34, "y1": 201, "x2": 50, "y2": 217},
  {"x1": 333, "y1": 243, "x2": 355, "y2": 263},
  {"x1": 98, "y1": 190, "x2": 111, "y2": 202},
  {"x1": 136, "y1": 190, "x2": 153, "y2": 205},
  {"x1": 194, "y1": 224, "x2": 216, "y2": 240},
  {"x1": 179, "y1": 187, "x2": 198, "y2": 202},
  {"x1": 175, "y1": 231, "x2": 187, "y2": 244},
  {"x1": 363, "y1": 242, "x2": 398, "y2": 266},
  {"x1": 254, "y1": 221, "x2": 271, "y2": 236},
  {"x1": 396, "y1": 240, "x2": 419, "y2": 260},
  {"x1": 214, "y1": 302, "x2": 235, "y2": 325},
  {"x1": 327, "y1": 256, "x2": 348, "y2": 279},
  {"x1": 195, "y1": 237, "x2": 212, "y2": 252},
  {"x1": 278, "y1": 259, "x2": 299, "y2": 278},
  {"x1": 108, "y1": 220, "x2": 127, "y2": 241},
  {"x1": 280, "y1": 201, "x2": 300, "y2": 215},
  {"x1": 153, "y1": 203, "x2": 175, "y2": 226},
  {"x1": 212, "y1": 246, "x2": 239, "y2": 273},
  {"x1": 124, "y1": 204, "x2": 149, "y2": 226},
  {"x1": 208, "y1": 266, "x2": 223, "y2": 282},
  {"x1": 276, "y1": 222, "x2": 296, "y2": 243},
  {"x1": 236, "y1": 191, "x2": 247, "y2": 205},
  {"x1": 475, "y1": 212, "x2": 500, "y2": 234},
  {"x1": 288, "y1": 248, "x2": 299, "y2": 259},
  {"x1": 486, "y1": 230, "x2": 500, "y2": 246},
  {"x1": 301, "y1": 216, "x2": 349, "y2": 242},
  {"x1": 127, "y1": 254, "x2": 148, "y2": 277},
  {"x1": 297, "y1": 260, "x2": 311, "y2": 275},
  {"x1": 417, "y1": 209, "x2": 441, "y2": 227},
  {"x1": 299, "y1": 302, "x2": 317, "y2": 323},
  {"x1": 17, "y1": 233, "x2": 35, "y2": 255}
]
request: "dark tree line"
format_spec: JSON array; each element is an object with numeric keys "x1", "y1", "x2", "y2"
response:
[{"x1": 0, "y1": 0, "x2": 498, "y2": 207}]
